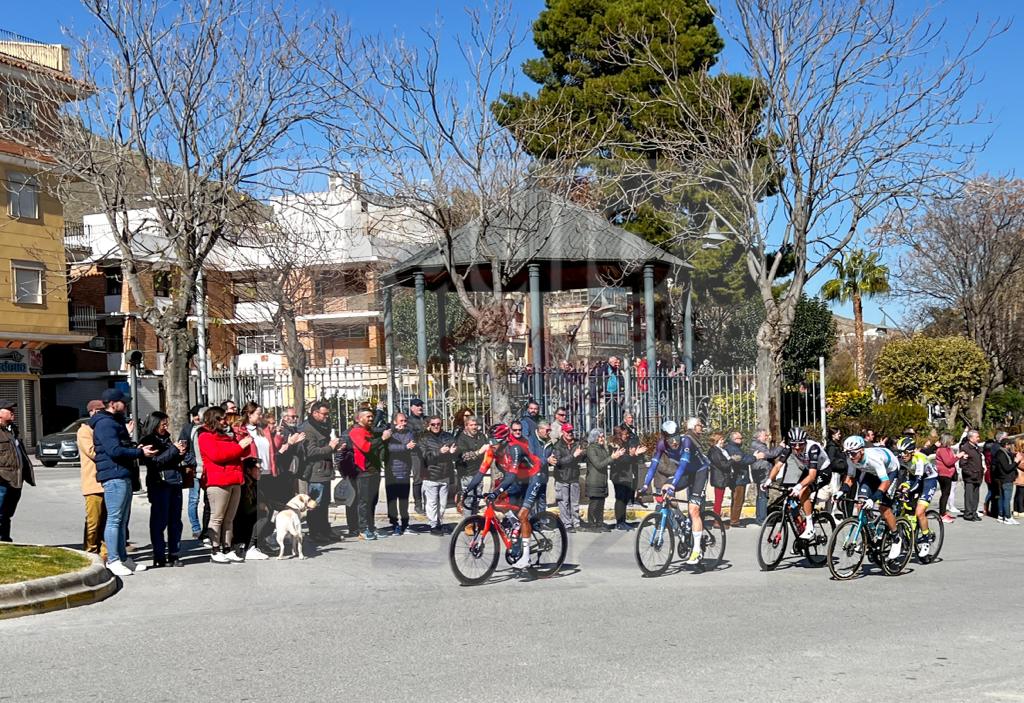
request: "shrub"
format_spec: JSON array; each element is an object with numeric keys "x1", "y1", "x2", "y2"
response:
[
  {"x1": 826, "y1": 389, "x2": 873, "y2": 423},
  {"x1": 864, "y1": 402, "x2": 929, "y2": 438},
  {"x1": 709, "y1": 391, "x2": 757, "y2": 432}
]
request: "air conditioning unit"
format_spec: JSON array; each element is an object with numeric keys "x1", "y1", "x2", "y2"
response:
[{"x1": 88, "y1": 336, "x2": 106, "y2": 351}]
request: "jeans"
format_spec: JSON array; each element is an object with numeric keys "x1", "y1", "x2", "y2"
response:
[
  {"x1": 554, "y1": 481, "x2": 581, "y2": 528},
  {"x1": 386, "y1": 477, "x2": 410, "y2": 526},
  {"x1": 459, "y1": 474, "x2": 478, "y2": 516},
  {"x1": 0, "y1": 479, "x2": 22, "y2": 542},
  {"x1": 101, "y1": 478, "x2": 132, "y2": 563},
  {"x1": 963, "y1": 482, "x2": 981, "y2": 520},
  {"x1": 187, "y1": 483, "x2": 202, "y2": 535},
  {"x1": 148, "y1": 483, "x2": 183, "y2": 560},
  {"x1": 755, "y1": 483, "x2": 769, "y2": 525},
  {"x1": 999, "y1": 481, "x2": 1015, "y2": 520},
  {"x1": 306, "y1": 481, "x2": 331, "y2": 537},
  {"x1": 422, "y1": 479, "x2": 448, "y2": 529},
  {"x1": 356, "y1": 472, "x2": 380, "y2": 533}
]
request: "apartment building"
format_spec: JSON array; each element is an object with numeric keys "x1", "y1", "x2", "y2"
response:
[{"x1": 0, "y1": 30, "x2": 90, "y2": 443}]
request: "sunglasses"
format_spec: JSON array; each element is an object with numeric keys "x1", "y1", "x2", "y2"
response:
[
  {"x1": 844, "y1": 450, "x2": 862, "y2": 457},
  {"x1": 510, "y1": 428, "x2": 522, "y2": 433},
  {"x1": 429, "y1": 422, "x2": 442, "y2": 427}
]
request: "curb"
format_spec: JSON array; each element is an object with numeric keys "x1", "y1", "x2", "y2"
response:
[{"x1": 0, "y1": 547, "x2": 117, "y2": 620}]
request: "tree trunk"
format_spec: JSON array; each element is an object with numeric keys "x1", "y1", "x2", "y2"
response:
[
  {"x1": 853, "y1": 293, "x2": 866, "y2": 388},
  {"x1": 755, "y1": 321, "x2": 783, "y2": 438},
  {"x1": 161, "y1": 326, "x2": 193, "y2": 427},
  {"x1": 280, "y1": 313, "x2": 306, "y2": 415},
  {"x1": 484, "y1": 340, "x2": 511, "y2": 424},
  {"x1": 968, "y1": 388, "x2": 987, "y2": 427}
]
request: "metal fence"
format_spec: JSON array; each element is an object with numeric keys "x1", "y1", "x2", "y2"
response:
[{"x1": 202, "y1": 363, "x2": 758, "y2": 437}]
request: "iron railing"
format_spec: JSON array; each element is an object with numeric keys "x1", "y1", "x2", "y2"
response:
[{"x1": 0, "y1": 29, "x2": 69, "y2": 72}]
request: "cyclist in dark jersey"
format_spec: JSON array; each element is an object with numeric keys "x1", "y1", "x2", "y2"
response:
[
  {"x1": 463, "y1": 422, "x2": 542, "y2": 568},
  {"x1": 641, "y1": 418, "x2": 710, "y2": 564},
  {"x1": 762, "y1": 427, "x2": 831, "y2": 540}
]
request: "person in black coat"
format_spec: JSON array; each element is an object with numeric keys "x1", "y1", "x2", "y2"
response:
[
  {"x1": 992, "y1": 437, "x2": 1019, "y2": 523},
  {"x1": 141, "y1": 411, "x2": 185, "y2": 567},
  {"x1": 299, "y1": 401, "x2": 341, "y2": 542}
]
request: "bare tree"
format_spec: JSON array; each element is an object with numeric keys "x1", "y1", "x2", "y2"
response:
[
  {"x1": 888, "y1": 177, "x2": 1024, "y2": 421},
  {"x1": 10, "y1": 0, "x2": 327, "y2": 421},
  {"x1": 315, "y1": 3, "x2": 588, "y2": 421},
  {"x1": 604, "y1": 0, "x2": 996, "y2": 433}
]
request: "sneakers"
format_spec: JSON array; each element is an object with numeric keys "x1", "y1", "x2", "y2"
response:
[
  {"x1": 245, "y1": 546, "x2": 269, "y2": 561},
  {"x1": 210, "y1": 551, "x2": 230, "y2": 564},
  {"x1": 429, "y1": 526, "x2": 442, "y2": 536},
  {"x1": 225, "y1": 550, "x2": 244, "y2": 563},
  {"x1": 615, "y1": 521, "x2": 633, "y2": 531},
  {"x1": 941, "y1": 514, "x2": 955, "y2": 524},
  {"x1": 684, "y1": 548, "x2": 702, "y2": 565},
  {"x1": 887, "y1": 538, "x2": 902, "y2": 561},
  {"x1": 392, "y1": 525, "x2": 402, "y2": 536},
  {"x1": 123, "y1": 558, "x2": 147, "y2": 573},
  {"x1": 1006, "y1": 518, "x2": 1020, "y2": 526},
  {"x1": 363, "y1": 530, "x2": 378, "y2": 541},
  {"x1": 107, "y1": 560, "x2": 133, "y2": 577}
]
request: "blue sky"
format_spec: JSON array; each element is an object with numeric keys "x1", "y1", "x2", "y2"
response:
[{"x1": 8, "y1": 1, "x2": 1022, "y2": 327}]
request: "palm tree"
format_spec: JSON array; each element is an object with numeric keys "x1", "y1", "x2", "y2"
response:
[{"x1": 821, "y1": 250, "x2": 890, "y2": 387}]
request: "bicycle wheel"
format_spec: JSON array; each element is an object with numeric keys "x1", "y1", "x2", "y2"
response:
[
  {"x1": 756, "y1": 511, "x2": 787, "y2": 571},
  {"x1": 527, "y1": 511, "x2": 567, "y2": 578},
  {"x1": 635, "y1": 512, "x2": 675, "y2": 576},
  {"x1": 801, "y1": 512, "x2": 836, "y2": 568},
  {"x1": 827, "y1": 517, "x2": 866, "y2": 580},
  {"x1": 916, "y1": 510, "x2": 944, "y2": 564},
  {"x1": 699, "y1": 511, "x2": 727, "y2": 571},
  {"x1": 449, "y1": 515, "x2": 500, "y2": 586},
  {"x1": 880, "y1": 519, "x2": 915, "y2": 576}
]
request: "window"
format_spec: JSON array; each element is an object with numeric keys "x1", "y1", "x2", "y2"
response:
[
  {"x1": 153, "y1": 270, "x2": 171, "y2": 297},
  {"x1": 237, "y1": 334, "x2": 281, "y2": 355},
  {"x1": 105, "y1": 322, "x2": 124, "y2": 353},
  {"x1": 325, "y1": 323, "x2": 367, "y2": 341},
  {"x1": 1, "y1": 85, "x2": 34, "y2": 131},
  {"x1": 7, "y1": 172, "x2": 39, "y2": 219},
  {"x1": 104, "y1": 267, "x2": 122, "y2": 296},
  {"x1": 11, "y1": 261, "x2": 44, "y2": 304},
  {"x1": 314, "y1": 270, "x2": 366, "y2": 298}
]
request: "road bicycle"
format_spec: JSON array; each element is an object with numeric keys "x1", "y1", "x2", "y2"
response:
[
  {"x1": 448, "y1": 490, "x2": 567, "y2": 586},
  {"x1": 634, "y1": 493, "x2": 726, "y2": 576},
  {"x1": 826, "y1": 497, "x2": 914, "y2": 580},
  {"x1": 756, "y1": 484, "x2": 836, "y2": 570},
  {"x1": 892, "y1": 484, "x2": 944, "y2": 565}
]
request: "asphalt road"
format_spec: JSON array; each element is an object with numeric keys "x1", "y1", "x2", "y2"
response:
[{"x1": 2, "y1": 466, "x2": 1022, "y2": 702}]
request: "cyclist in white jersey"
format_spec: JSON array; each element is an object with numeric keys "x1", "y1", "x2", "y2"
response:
[{"x1": 841, "y1": 436, "x2": 902, "y2": 559}]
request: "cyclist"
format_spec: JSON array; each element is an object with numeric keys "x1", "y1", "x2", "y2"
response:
[
  {"x1": 640, "y1": 418, "x2": 710, "y2": 565},
  {"x1": 841, "y1": 435, "x2": 903, "y2": 560},
  {"x1": 761, "y1": 427, "x2": 831, "y2": 540},
  {"x1": 895, "y1": 436, "x2": 938, "y2": 557},
  {"x1": 462, "y1": 422, "x2": 543, "y2": 569}
]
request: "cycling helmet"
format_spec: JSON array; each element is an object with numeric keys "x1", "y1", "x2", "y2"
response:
[
  {"x1": 787, "y1": 427, "x2": 808, "y2": 445},
  {"x1": 661, "y1": 420, "x2": 678, "y2": 436},
  {"x1": 489, "y1": 423, "x2": 510, "y2": 443},
  {"x1": 843, "y1": 435, "x2": 866, "y2": 453},
  {"x1": 895, "y1": 436, "x2": 916, "y2": 454}
]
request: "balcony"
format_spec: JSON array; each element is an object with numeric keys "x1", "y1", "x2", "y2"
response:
[
  {"x1": 299, "y1": 292, "x2": 379, "y2": 321},
  {"x1": 68, "y1": 304, "x2": 97, "y2": 335},
  {"x1": 63, "y1": 222, "x2": 91, "y2": 253},
  {"x1": 0, "y1": 29, "x2": 71, "y2": 73}
]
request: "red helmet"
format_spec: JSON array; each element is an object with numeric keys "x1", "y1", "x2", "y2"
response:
[{"x1": 489, "y1": 423, "x2": 510, "y2": 442}]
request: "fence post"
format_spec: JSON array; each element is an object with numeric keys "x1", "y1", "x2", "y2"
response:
[{"x1": 819, "y1": 355, "x2": 827, "y2": 439}]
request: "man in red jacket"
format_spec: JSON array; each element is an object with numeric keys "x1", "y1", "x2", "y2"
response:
[{"x1": 348, "y1": 408, "x2": 391, "y2": 540}]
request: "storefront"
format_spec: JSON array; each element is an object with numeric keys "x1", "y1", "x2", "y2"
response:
[{"x1": 0, "y1": 348, "x2": 42, "y2": 447}]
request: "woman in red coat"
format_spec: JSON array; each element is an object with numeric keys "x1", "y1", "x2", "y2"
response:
[
  {"x1": 934, "y1": 433, "x2": 962, "y2": 523},
  {"x1": 197, "y1": 407, "x2": 250, "y2": 563}
]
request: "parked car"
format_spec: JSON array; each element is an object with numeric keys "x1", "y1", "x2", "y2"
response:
[{"x1": 36, "y1": 418, "x2": 88, "y2": 467}]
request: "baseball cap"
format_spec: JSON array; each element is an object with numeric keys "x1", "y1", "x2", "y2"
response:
[
  {"x1": 561, "y1": 423, "x2": 574, "y2": 434},
  {"x1": 101, "y1": 389, "x2": 130, "y2": 404},
  {"x1": 410, "y1": 398, "x2": 424, "y2": 407},
  {"x1": 86, "y1": 400, "x2": 105, "y2": 412},
  {"x1": 0, "y1": 400, "x2": 16, "y2": 411}
]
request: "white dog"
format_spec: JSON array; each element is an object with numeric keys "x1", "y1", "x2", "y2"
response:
[{"x1": 274, "y1": 494, "x2": 318, "y2": 560}]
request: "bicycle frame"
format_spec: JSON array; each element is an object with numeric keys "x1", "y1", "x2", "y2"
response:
[
  {"x1": 465, "y1": 492, "x2": 520, "y2": 551},
  {"x1": 838, "y1": 498, "x2": 886, "y2": 551}
]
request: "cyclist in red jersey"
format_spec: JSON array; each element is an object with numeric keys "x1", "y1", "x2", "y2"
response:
[{"x1": 463, "y1": 422, "x2": 542, "y2": 568}]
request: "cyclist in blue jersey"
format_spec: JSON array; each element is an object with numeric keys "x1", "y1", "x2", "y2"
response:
[
  {"x1": 641, "y1": 417, "x2": 709, "y2": 565},
  {"x1": 842, "y1": 435, "x2": 903, "y2": 559}
]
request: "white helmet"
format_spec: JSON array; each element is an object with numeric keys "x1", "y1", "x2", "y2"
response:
[
  {"x1": 843, "y1": 435, "x2": 865, "y2": 452},
  {"x1": 661, "y1": 420, "x2": 678, "y2": 436}
]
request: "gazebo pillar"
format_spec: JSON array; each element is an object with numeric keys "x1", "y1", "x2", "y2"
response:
[
  {"x1": 436, "y1": 289, "x2": 448, "y2": 365},
  {"x1": 528, "y1": 263, "x2": 544, "y2": 403},
  {"x1": 414, "y1": 270, "x2": 428, "y2": 396},
  {"x1": 643, "y1": 264, "x2": 657, "y2": 412},
  {"x1": 383, "y1": 283, "x2": 396, "y2": 411}
]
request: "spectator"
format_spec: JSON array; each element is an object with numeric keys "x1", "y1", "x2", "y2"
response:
[
  {"x1": 619, "y1": 412, "x2": 647, "y2": 506},
  {"x1": 960, "y1": 430, "x2": 984, "y2": 522},
  {"x1": 349, "y1": 407, "x2": 389, "y2": 540},
  {"x1": 421, "y1": 415, "x2": 456, "y2": 535},
  {"x1": 636, "y1": 357, "x2": 649, "y2": 393},
  {"x1": 234, "y1": 403, "x2": 278, "y2": 558},
  {"x1": 751, "y1": 428, "x2": 783, "y2": 525},
  {"x1": 0, "y1": 400, "x2": 34, "y2": 543},
  {"x1": 455, "y1": 417, "x2": 488, "y2": 516},
  {"x1": 992, "y1": 437, "x2": 1019, "y2": 525},
  {"x1": 385, "y1": 412, "x2": 416, "y2": 534},
  {"x1": 590, "y1": 356, "x2": 624, "y2": 427},
  {"x1": 824, "y1": 427, "x2": 848, "y2": 499},
  {"x1": 552, "y1": 406, "x2": 569, "y2": 428},
  {"x1": 451, "y1": 407, "x2": 473, "y2": 438},
  {"x1": 526, "y1": 417, "x2": 555, "y2": 512},
  {"x1": 180, "y1": 404, "x2": 204, "y2": 540},
  {"x1": 609, "y1": 426, "x2": 635, "y2": 530},
  {"x1": 552, "y1": 424, "x2": 584, "y2": 532},
  {"x1": 408, "y1": 398, "x2": 426, "y2": 515},
  {"x1": 232, "y1": 457, "x2": 268, "y2": 559},
  {"x1": 863, "y1": 429, "x2": 877, "y2": 446},
  {"x1": 197, "y1": 407, "x2": 249, "y2": 563},
  {"x1": 921, "y1": 429, "x2": 940, "y2": 457},
  {"x1": 140, "y1": 411, "x2": 186, "y2": 567},
  {"x1": 520, "y1": 400, "x2": 542, "y2": 439},
  {"x1": 220, "y1": 399, "x2": 238, "y2": 414},
  {"x1": 518, "y1": 363, "x2": 536, "y2": 397},
  {"x1": 983, "y1": 431, "x2": 1008, "y2": 518},
  {"x1": 1014, "y1": 438, "x2": 1024, "y2": 518},
  {"x1": 934, "y1": 434, "x2": 960, "y2": 523},
  {"x1": 585, "y1": 428, "x2": 621, "y2": 532},
  {"x1": 91, "y1": 389, "x2": 156, "y2": 576},
  {"x1": 299, "y1": 401, "x2": 342, "y2": 544},
  {"x1": 723, "y1": 430, "x2": 757, "y2": 528},
  {"x1": 77, "y1": 400, "x2": 107, "y2": 558},
  {"x1": 274, "y1": 407, "x2": 306, "y2": 496}
]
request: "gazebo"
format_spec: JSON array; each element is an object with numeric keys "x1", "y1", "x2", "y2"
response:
[{"x1": 380, "y1": 188, "x2": 686, "y2": 404}]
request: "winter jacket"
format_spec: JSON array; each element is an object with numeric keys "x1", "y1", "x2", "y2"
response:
[
  {"x1": 751, "y1": 438, "x2": 784, "y2": 484},
  {"x1": 299, "y1": 416, "x2": 336, "y2": 483},
  {"x1": 0, "y1": 422, "x2": 34, "y2": 489},
  {"x1": 585, "y1": 443, "x2": 612, "y2": 498},
  {"x1": 960, "y1": 441, "x2": 985, "y2": 484},
  {"x1": 77, "y1": 422, "x2": 102, "y2": 496},
  {"x1": 141, "y1": 431, "x2": 182, "y2": 491},
  {"x1": 609, "y1": 444, "x2": 634, "y2": 486},
  {"x1": 349, "y1": 425, "x2": 387, "y2": 476},
  {"x1": 456, "y1": 431, "x2": 488, "y2": 478},
  {"x1": 421, "y1": 430, "x2": 457, "y2": 482},
  {"x1": 386, "y1": 427, "x2": 417, "y2": 481},
  {"x1": 89, "y1": 410, "x2": 142, "y2": 484},
  {"x1": 196, "y1": 428, "x2": 245, "y2": 488},
  {"x1": 551, "y1": 439, "x2": 582, "y2": 484},
  {"x1": 725, "y1": 440, "x2": 756, "y2": 485},
  {"x1": 177, "y1": 422, "x2": 198, "y2": 469},
  {"x1": 825, "y1": 440, "x2": 848, "y2": 479},
  {"x1": 520, "y1": 412, "x2": 541, "y2": 441},
  {"x1": 276, "y1": 424, "x2": 303, "y2": 478},
  {"x1": 992, "y1": 446, "x2": 1017, "y2": 483},
  {"x1": 709, "y1": 444, "x2": 734, "y2": 488},
  {"x1": 935, "y1": 446, "x2": 958, "y2": 479}
]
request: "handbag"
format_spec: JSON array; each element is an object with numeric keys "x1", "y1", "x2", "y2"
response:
[
  {"x1": 180, "y1": 466, "x2": 196, "y2": 489},
  {"x1": 333, "y1": 477, "x2": 357, "y2": 506}
]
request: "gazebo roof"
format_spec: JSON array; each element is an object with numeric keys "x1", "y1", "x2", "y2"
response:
[{"x1": 384, "y1": 187, "x2": 687, "y2": 292}]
